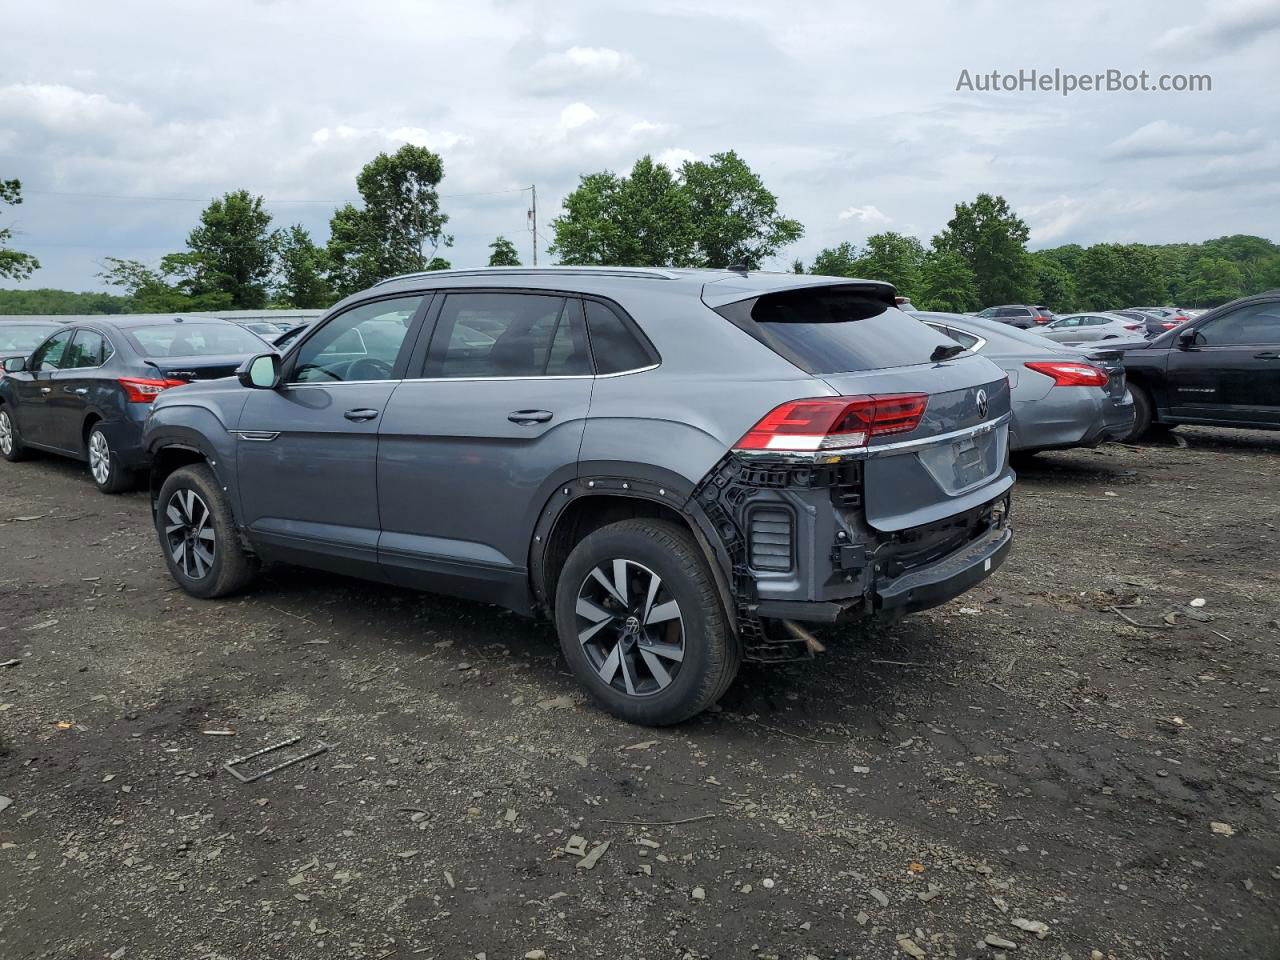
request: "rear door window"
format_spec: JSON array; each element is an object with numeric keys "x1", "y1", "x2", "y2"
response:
[
  {"x1": 64, "y1": 329, "x2": 110, "y2": 368},
  {"x1": 424, "y1": 293, "x2": 592, "y2": 378},
  {"x1": 716, "y1": 289, "x2": 956, "y2": 374}
]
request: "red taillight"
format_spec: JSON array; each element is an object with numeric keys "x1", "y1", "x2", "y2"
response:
[
  {"x1": 1162, "y1": 321, "x2": 1179, "y2": 329},
  {"x1": 118, "y1": 376, "x2": 188, "y2": 403},
  {"x1": 1123, "y1": 323, "x2": 1143, "y2": 331},
  {"x1": 1035, "y1": 316, "x2": 1051, "y2": 324},
  {"x1": 735, "y1": 393, "x2": 929, "y2": 452},
  {"x1": 1024, "y1": 361, "x2": 1108, "y2": 387}
]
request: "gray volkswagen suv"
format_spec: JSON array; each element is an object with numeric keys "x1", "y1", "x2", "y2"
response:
[{"x1": 143, "y1": 267, "x2": 1014, "y2": 724}]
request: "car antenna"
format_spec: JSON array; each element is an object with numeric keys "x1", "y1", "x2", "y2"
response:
[{"x1": 725, "y1": 263, "x2": 749, "y2": 276}]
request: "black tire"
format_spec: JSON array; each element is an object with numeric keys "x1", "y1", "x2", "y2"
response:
[
  {"x1": 155, "y1": 463, "x2": 257, "y2": 598},
  {"x1": 87, "y1": 424, "x2": 137, "y2": 494},
  {"x1": 0, "y1": 405, "x2": 30, "y2": 462},
  {"x1": 1123, "y1": 384, "x2": 1154, "y2": 442},
  {"x1": 554, "y1": 519, "x2": 739, "y2": 726}
]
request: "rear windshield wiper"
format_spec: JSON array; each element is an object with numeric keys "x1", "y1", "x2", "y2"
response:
[{"x1": 930, "y1": 343, "x2": 966, "y2": 362}]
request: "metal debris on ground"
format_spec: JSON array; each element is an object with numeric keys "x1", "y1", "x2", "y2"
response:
[{"x1": 222, "y1": 735, "x2": 329, "y2": 784}]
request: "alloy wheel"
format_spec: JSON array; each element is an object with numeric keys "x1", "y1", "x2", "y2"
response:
[
  {"x1": 164, "y1": 488, "x2": 216, "y2": 580},
  {"x1": 574, "y1": 558, "x2": 685, "y2": 697},
  {"x1": 0, "y1": 411, "x2": 12, "y2": 456},
  {"x1": 89, "y1": 430, "x2": 111, "y2": 485}
]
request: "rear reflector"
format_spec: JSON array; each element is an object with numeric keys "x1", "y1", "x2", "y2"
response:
[
  {"x1": 1024, "y1": 361, "x2": 1109, "y2": 387},
  {"x1": 119, "y1": 376, "x2": 189, "y2": 403},
  {"x1": 735, "y1": 393, "x2": 928, "y2": 452}
]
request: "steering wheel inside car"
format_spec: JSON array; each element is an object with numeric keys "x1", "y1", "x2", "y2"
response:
[{"x1": 346, "y1": 357, "x2": 394, "y2": 380}]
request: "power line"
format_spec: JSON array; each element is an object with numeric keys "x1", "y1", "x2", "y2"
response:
[{"x1": 24, "y1": 186, "x2": 533, "y2": 204}]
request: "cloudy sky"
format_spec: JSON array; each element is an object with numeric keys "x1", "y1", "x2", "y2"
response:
[{"x1": 2, "y1": 0, "x2": 1278, "y2": 291}]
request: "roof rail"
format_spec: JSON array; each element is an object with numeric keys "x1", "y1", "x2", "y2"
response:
[{"x1": 373, "y1": 265, "x2": 682, "y2": 286}]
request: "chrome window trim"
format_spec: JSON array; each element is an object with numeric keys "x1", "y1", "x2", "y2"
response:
[
  {"x1": 279, "y1": 362, "x2": 662, "y2": 388},
  {"x1": 61, "y1": 328, "x2": 116, "y2": 371},
  {"x1": 922, "y1": 322, "x2": 985, "y2": 355},
  {"x1": 735, "y1": 413, "x2": 1011, "y2": 462}
]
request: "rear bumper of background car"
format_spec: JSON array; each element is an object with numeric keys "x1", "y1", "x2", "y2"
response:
[{"x1": 1013, "y1": 388, "x2": 1134, "y2": 452}]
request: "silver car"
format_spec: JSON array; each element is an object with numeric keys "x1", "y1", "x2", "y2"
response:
[
  {"x1": 912, "y1": 312, "x2": 1135, "y2": 453},
  {"x1": 1036, "y1": 312, "x2": 1147, "y2": 344},
  {"x1": 138, "y1": 268, "x2": 1016, "y2": 725}
]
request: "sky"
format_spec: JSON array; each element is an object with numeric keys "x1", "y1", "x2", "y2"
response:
[{"x1": 2, "y1": 0, "x2": 1279, "y2": 292}]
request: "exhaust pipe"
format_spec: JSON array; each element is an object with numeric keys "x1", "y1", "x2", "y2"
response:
[{"x1": 782, "y1": 619, "x2": 826, "y2": 655}]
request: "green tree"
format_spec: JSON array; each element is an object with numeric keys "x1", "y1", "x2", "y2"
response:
[
  {"x1": 0, "y1": 288, "x2": 127, "y2": 315},
  {"x1": 326, "y1": 144, "x2": 451, "y2": 296},
  {"x1": 184, "y1": 190, "x2": 276, "y2": 308},
  {"x1": 1029, "y1": 251, "x2": 1078, "y2": 311},
  {"x1": 1, "y1": 179, "x2": 40, "y2": 281},
  {"x1": 425, "y1": 256, "x2": 451, "y2": 271},
  {"x1": 487, "y1": 235, "x2": 521, "y2": 267},
  {"x1": 274, "y1": 225, "x2": 333, "y2": 308},
  {"x1": 97, "y1": 257, "x2": 198, "y2": 312},
  {"x1": 810, "y1": 242, "x2": 861, "y2": 277},
  {"x1": 932, "y1": 193, "x2": 1035, "y2": 306},
  {"x1": 1075, "y1": 243, "x2": 1167, "y2": 309},
  {"x1": 1186, "y1": 257, "x2": 1245, "y2": 306},
  {"x1": 679, "y1": 150, "x2": 803, "y2": 269},
  {"x1": 855, "y1": 232, "x2": 925, "y2": 294},
  {"x1": 916, "y1": 250, "x2": 980, "y2": 313},
  {"x1": 550, "y1": 156, "x2": 696, "y2": 266}
]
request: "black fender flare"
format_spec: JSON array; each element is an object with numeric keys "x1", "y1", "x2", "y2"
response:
[{"x1": 527, "y1": 467, "x2": 738, "y2": 638}]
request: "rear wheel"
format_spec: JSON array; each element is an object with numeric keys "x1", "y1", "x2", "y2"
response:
[
  {"x1": 554, "y1": 519, "x2": 738, "y2": 726},
  {"x1": 1123, "y1": 384, "x2": 1154, "y2": 442},
  {"x1": 156, "y1": 463, "x2": 257, "y2": 598},
  {"x1": 87, "y1": 424, "x2": 136, "y2": 494},
  {"x1": 0, "y1": 406, "x2": 29, "y2": 462}
]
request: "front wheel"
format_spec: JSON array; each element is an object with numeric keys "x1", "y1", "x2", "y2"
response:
[
  {"x1": 0, "y1": 406, "x2": 30, "y2": 462},
  {"x1": 155, "y1": 463, "x2": 258, "y2": 598},
  {"x1": 87, "y1": 425, "x2": 136, "y2": 494},
  {"x1": 554, "y1": 519, "x2": 739, "y2": 726}
]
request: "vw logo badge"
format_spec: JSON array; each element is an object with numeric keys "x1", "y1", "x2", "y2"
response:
[
  {"x1": 976, "y1": 389, "x2": 989, "y2": 419},
  {"x1": 624, "y1": 615, "x2": 642, "y2": 633}
]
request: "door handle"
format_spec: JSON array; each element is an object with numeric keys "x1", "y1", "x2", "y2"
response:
[
  {"x1": 64, "y1": 387, "x2": 88, "y2": 395},
  {"x1": 508, "y1": 409, "x2": 553, "y2": 425},
  {"x1": 1255, "y1": 351, "x2": 1280, "y2": 360},
  {"x1": 40, "y1": 386, "x2": 51, "y2": 394},
  {"x1": 343, "y1": 408, "x2": 380, "y2": 422}
]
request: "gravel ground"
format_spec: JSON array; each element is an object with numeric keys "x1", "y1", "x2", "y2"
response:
[{"x1": 1, "y1": 428, "x2": 1278, "y2": 960}]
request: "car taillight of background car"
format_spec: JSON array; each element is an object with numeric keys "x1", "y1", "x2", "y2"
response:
[{"x1": 1023, "y1": 361, "x2": 1109, "y2": 387}]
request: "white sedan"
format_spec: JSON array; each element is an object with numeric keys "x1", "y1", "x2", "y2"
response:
[{"x1": 1035, "y1": 312, "x2": 1147, "y2": 344}]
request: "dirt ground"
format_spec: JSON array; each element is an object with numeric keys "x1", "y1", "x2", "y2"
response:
[{"x1": 1, "y1": 428, "x2": 1278, "y2": 960}]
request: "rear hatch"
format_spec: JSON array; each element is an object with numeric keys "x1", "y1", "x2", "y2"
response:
[{"x1": 709, "y1": 281, "x2": 1013, "y2": 533}]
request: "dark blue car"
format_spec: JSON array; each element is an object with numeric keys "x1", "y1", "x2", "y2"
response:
[{"x1": 0, "y1": 315, "x2": 269, "y2": 493}]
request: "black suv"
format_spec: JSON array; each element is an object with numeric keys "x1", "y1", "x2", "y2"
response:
[
  {"x1": 974, "y1": 305, "x2": 1055, "y2": 329},
  {"x1": 1115, "y1": 291, "x2": 1280, "y2": 439}
]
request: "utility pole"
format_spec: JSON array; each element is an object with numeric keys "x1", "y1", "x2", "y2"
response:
[{"x1": 527, "y1": 184, "x2": 538, "y2": 266}]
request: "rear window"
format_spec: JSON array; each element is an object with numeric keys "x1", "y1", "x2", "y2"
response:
[
  {"x1": 0, "y1": 323, "x2": 60, "y2": 351},
  {"x1": 717, "y1": 290, "x2": 957, "y2": 374},
  {"x1": 126, "y1": 323, "x2": 268, "y2": 358}
]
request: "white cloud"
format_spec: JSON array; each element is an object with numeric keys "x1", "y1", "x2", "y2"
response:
[
  {"x1": 558, "y1": 102, "x2": 600, "y2": 130},
  {"x1": 540, "y1": 46, "x2": 633, "y2": 74},
  {"x1": 309, "y1": 125, "x2": 472, "y2": 151},
  {"x1": 655, "y1": 147, "x2": 698, "y2": 169},
  {"x1": 0, "y1": 82, "x2": 146, "y2": 137},
  {"x1": 837, "y1": 205, "x2": 891, "y2": 225},
  {"x1": 1154, "y1": 0, "x2": 1280, "y2": 54},
  {"x1": 1104, "y1": 120, "x2": 1264, "y2": 160}
]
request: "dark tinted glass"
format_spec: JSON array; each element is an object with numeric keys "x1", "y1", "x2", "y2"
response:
[
  {"x1": 734, "y1": 292, "x2": 955, "y2": 374},
  {"x1": 65, "y1": 330, "x2": 109, "y2": 368},
  {"x1": 129, "y1": 323, "x2": 269, "y2": 358},
  {"x1": 585, "y1": 300, "x2": 653, "y2": 374},
  {"x1": 32, "y1": 330, "x2": 73, "y2": 370},
  {"x1": 426, "y1": 293, "x2": 591, "y2": 378},
  {"x1": 1197, "y1": 302, "x2": 1280, "y2": 346}
]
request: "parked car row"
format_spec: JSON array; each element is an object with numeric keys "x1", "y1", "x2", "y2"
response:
[{"x1": 3, "y1": 276, "x2": 1277, "y2": 725}]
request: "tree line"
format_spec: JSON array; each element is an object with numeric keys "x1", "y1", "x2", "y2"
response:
[{"x1": 2, "y1": 151, "x2": 1277, "y2": 316}]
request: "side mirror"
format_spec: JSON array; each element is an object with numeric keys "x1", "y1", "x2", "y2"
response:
[
  {"x1": 2, "y1": 356, "x2": 27, "y2": 373},
  {"x1": 237, "y1": 352, "x2": 281, "y2": 389},
  {"x1": 1177, "y1": 329, "x2": 1200, "y2": 350}
]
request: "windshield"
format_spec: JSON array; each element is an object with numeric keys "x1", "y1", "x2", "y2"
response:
[
  {"x1": 126, "y1": 323, "x2": 268, "y2": 358},
  {"x1": 718, "y1": 290, "x2": 956, "y2": 374},
  {"x1": 0, "y1": 323, "x2": 60, "y2": 352}
]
